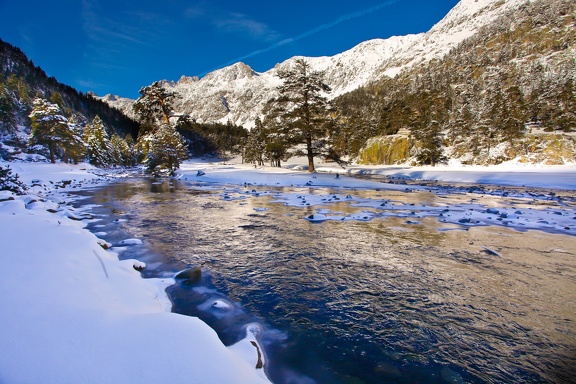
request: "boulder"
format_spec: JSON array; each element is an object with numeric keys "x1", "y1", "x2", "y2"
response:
[{"x1": 174, "y1": 266, "x2": 202, "y2": 284}]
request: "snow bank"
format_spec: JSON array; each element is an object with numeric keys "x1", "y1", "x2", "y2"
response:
[
  {"x1": 0, "y1": 162, "x2": 269, "y2": 384},
  {"x1": 179, "y1": 157, "x2": 576, "y2": 191},
  {"x1": 177, "y1": 160, "x2": 420, "y2": 191},
  {"x1": 332, "y1": 163, "x2": 576, "y2": 190},
  {"x1": 5, "y1": 161, "x2": 101, "y2": 186}
]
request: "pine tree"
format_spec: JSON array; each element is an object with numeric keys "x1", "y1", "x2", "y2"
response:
[
  {"x1": 132, "y1": 83, "x2": 189, "y2": 172},
  {"x1": 414, "y1": 122, "x2": 446, "y2": 166},
  {"x1": 133, "y1": 82, "x2": 176, "y2": 125},
  {"x1": 6, "y1": 74, "x2": 30, "y2": 105},
  {"x1": 28, "y1": 98, "x2": 73, "y2": 163},
  {"x1": 243, "y1": 117, "x2": 267, "y2": 166},
  {"x1": 269, "y1": 59, "x2": 335, "y2": 172},
  {"x1": 122, "y1": 134, "x2": 138, "y2": 166},
  {"x1": 84, "y1": 115, "x2": 112, "y2": 167},
  {"x1": 0, "y1": 83, "x2": 17, "y2": 133},
  {"x1": 64, "y1": 119, "x2": 85, "y2": 164},
  {"x1": 0, "y1": 165, "x2": 27, "y2": 194},
  {"x1": 146, "y1": 124, "x2": 188, "y2": 175},
  {"x1": 49, "y1": 91, "x2": 64, "y2": 109},
  {"x1": 552, "y1": 78, "x2": 576, "y2": 131},
  {"x1": 109, "y1": 133, "x2": 128, "y2": 165}
]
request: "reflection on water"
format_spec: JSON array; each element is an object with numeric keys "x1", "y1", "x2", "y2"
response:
[{"x1": 81, "y1": 178, "x2": 576, "y2": 384}]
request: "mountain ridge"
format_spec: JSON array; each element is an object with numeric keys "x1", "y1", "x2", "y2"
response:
[{"x1": 100, "y1": 0, "x2": 529, "y2": 128}]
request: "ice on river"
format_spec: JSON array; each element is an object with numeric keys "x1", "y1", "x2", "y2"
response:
[{"x1": 177, "y1": 160, "x2": 576, "y2": 235}]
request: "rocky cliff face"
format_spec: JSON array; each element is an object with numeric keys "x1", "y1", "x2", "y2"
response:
[
  {"x1": 358, "y1": 133, "x2": 414, "y2": 165},
  {"x1": 357, "y1": 132, "x2": 576, "y2": 166},
  {"x1": 100, "y1": 0, "x2": 529, "y2": 128}
]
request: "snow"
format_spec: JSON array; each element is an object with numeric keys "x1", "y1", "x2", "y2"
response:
[
  {"x1": 178, "y1": 160, "x2": 413, "y2": 191},
  {"x1": 328, "y1": 163, "x2": 576, "y2": 190},
  {"x1": 179, "y1": 157, "x2": 576, "y2": 191},
  {"x1": 0, "y1": 161, "x2": 270, "y2": 384},
  {"x1": 177, "y1": 157, "x2": 576, "y2": 234},
  {"x1": 0, "y1": 157, "x2": 574, "y2": 383}
]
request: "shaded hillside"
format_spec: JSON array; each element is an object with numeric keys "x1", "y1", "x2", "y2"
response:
[
  {"x1": 334, "y1": 0, "x2": 575, "y2": 165},
  {"x1": 0, "y1": 38, "x2": 139, "y2": 157}
]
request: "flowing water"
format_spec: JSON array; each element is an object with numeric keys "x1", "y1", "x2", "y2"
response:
[{"x1": 78, "y1": 178, "x2": 576, "y2": 384}]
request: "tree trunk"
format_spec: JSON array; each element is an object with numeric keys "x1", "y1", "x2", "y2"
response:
[
  {"x1": 306, "y1": 136, "x2": 315, "y2": 172},
  {"x1": 49, "y1": 142, "x2": 56, "y2": 164},
  {"x1": 308, "y1": 154, "x2": 315, "y2": 172}
]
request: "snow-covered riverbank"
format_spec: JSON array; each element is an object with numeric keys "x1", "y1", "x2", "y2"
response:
[
  {"x1": 180, "y1": 157, "x2": 576, "y2": 190},
  {"x1": 0, "y1": 162, "x2": 270, "y2": 384},
  {"x1": 0, "y1": 159, "x2": 574, "y2": 383},
  {"x1": 177, "y1": 159, "x2": 576, "y2": 235}
]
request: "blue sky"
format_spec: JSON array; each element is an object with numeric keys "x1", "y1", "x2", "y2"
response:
[{"x1": 0, "y1": 0, "x2": 458, "y2": 99}]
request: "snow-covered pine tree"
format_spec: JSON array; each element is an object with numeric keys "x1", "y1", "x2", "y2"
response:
[
  {"x1": 64, "y1": 119, "x2": 85, "y2": 164},
  {"x1": 28, "y1": 98, "x2": 74, "y2": 163},
  {"x1": 0, "y1": 165, "x2": 27, "y2": 194},
  {"x1": 243, "y1": 117, "x2": 267, "y2": 166},
  {"x1": 110, "y1": 133, "x2": 128, "y2": 165},
  {"x1": 146, "y1": 124, "x2": 187, "y2": 175},
  {"x1": 84, "y1": 115, "x2": 112, "y2": 167}
]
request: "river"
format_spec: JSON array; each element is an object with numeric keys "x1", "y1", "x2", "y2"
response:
[{"x1": 77, "y1": 177, "x2": 576, "y2": 384}]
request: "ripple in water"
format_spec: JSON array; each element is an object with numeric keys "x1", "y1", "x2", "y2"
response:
[{"x1": 80, "y1": 178, "x2": 576, "y2": 384}]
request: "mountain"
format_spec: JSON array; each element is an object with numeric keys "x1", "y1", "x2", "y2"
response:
[
  {"x1": 98, "y1": 0, "x2": 574, "y2": 165},
  {"x1": 0, "y1": 38, "x2": 140, "y2": 160},
  {"x1": 100, "y1": 0, "x2": 530, "y2": 128},
  {"x1": 334, "y1": 0, "x2": 575, "y2": 165}
]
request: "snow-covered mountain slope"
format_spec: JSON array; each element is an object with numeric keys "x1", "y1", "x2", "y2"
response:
[
  {"x1": 96, "y1": 93, "x2": 139, "y2": 121},
  {"x1": 100, "y1": 0, "x2": 528, "y2": 128}
]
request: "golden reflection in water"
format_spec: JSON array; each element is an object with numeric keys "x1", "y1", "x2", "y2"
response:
[{"x1": 88, "y1": 178, "x2": 576, "y2": 383}]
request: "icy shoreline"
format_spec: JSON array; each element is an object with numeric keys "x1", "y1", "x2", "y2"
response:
[
  {"x1": 0, "y1": 162, "x2": 270, "y2": 384},
  {"x1": 0, "y1": 159, "x2": 574, "y2": 383}
]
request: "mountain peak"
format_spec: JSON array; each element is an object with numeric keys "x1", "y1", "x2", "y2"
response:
[
  {"x1": 101, "y1": 0, "x2": 533, "y2": 128},
  {"x1": 202, "y1": 62, "x2": 258, "y2": 83}
]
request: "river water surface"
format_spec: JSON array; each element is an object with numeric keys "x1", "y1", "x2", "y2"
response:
[{"x1": 78, "y1": 177, "x2": 576, "y2": 384}]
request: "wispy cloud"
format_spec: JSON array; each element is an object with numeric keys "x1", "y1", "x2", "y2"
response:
[
  {"x1": 184, "y1": 6, "x2": 206, "y2": 19},
  {"x1": 184, "y1": 4, "x2": 280, "y2": 42},
  {"x1": 81, "y1": 0, "x2": 148, "y2": 45},
  {"x1": 76, "y1": 78, "x2": 109, "y2": 90},
  {"x1": 207, "y1": 0, "x2": 401, "y2": 73},
  {"x1": 214, "y1": 13, "x2": 281, "y2": 42},
  {"x1": 80, "y1": 0, "x2": 175, "y2": 76}
]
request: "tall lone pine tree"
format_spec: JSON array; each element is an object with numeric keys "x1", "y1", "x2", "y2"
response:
[
  {"x1": 266, "y1": 59, "x2": 335, "y2": 172},
  {"x1": 133, "y1": 81, "x2": 175, "y2": 126}
]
